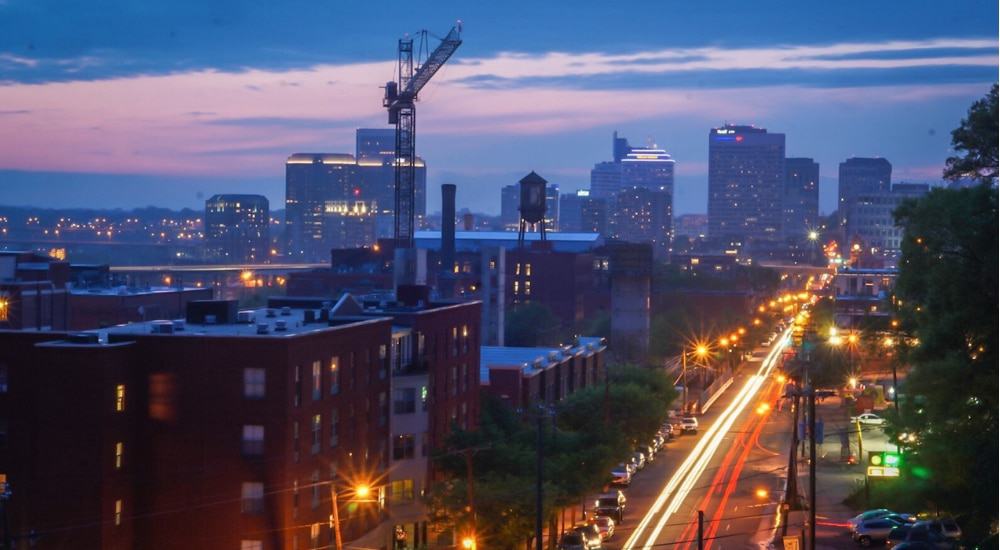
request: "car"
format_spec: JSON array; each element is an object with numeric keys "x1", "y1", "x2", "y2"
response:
[
  {"x1": 852, "y1": 517, "x2": 905, "y2": 546},
  {"x1": 592, "y1": 492, "x2": 626, "y2": 523},
  {"x1": 680, "y1": 417, "x2": 699, "y2": 434},
  {"x1": 887, "y1": 525, "x2": 914, "y2": 548},
  {"x1": 639, "y1": 444, "x2": 656, "y2": 461},
  {"x1": 850, "y1": 413, "x2": 886, "y2": 426},
  {"x1": 630, "y1": 451, "x2": 646, "y2": 471},
  {"x1": 610, "y1": 464, "x2": 632, "y2": 487},
  {"x1": 890, "y1": 543, "x2": 935, "y2": 550},
  {"x1": 936, "y1": 517, "x2": 962, "y2": 540},
  {"x1": 572, "y1": 523, "x2": 604, "y2": 549},
  {"x1": 659, "y1": 423, "x2": 675, "y2": 440},
  {"x1": 590, "y1": 516, "x2": 615, "y2": 540},
  {"x1": 905, "y1": 521, "x2": 957, "y2": 549},
  {"x1": 558, "y1": 532, "x2": 587, "y2": 550},
  {"x1": 849, "y1": 509, "x2": 895, "y2": 530}
]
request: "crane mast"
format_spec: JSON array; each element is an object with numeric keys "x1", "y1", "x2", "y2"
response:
[{"x1": 384, "y1": 24, "x2": 462, "y2": 249}]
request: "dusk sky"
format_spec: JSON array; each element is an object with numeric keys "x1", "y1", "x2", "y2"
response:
[{"x1": 0, "y1": 1, "x2": 996, "y2": 216}]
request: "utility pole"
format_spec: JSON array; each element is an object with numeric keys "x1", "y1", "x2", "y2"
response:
[
  {"x1": 782, "y1": 391, "x2": 801, "y2": 537},
  {"x1": 465, "y1": 448, "x2": 476, "y2": 534},
  {"x1": 697, "y1": 510, "x2": 704, "y2": 550},
  {"x1": 535, "y1": 412, "x2": 544, "y2": 550},
  {"x1": 330, "y1": 483, "x2": 343, "y2": 550},
  {"x1": 808, "y1": 385, "x2": 817, "y2": 550}
]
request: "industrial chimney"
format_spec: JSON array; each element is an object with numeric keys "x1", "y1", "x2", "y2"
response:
[{"x1": 440, "y1": 183, "x2": 457, "y2": 298}]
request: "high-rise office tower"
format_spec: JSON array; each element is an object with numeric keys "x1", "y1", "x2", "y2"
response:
[
  {"x1": 838, "y1": 157, "x2": 891, "y2": 228},
  {"x1": 782, "y1": 158, "x2": 820, "y2": 241},
  {"x1": 285, "y1": 153, "x2": 357, "y2": 260},
  {"x1": 545, "y1": 184, "x2": 560, "y2": 231},
  {"x1": 204, "y1": 194, "x2": 270, "y2": 263},
  {"x1": 500, "y1": 184, "x2": 520, "y2": 230},
  {"x1": 845, "y1": 182, "x2": 928, "y2": 266},
  {"x1": 609, "y1": 186, "x2": 673, "y2": 260},
  {"x1": 559, "y1": 190, "x2": 608, "y2": 234},
  {"x1": 590, "y1": 161, "x2": 622, "y2": 200},
  {"x1": 284, "y1": 130, "x2": 426, "y2": 261},
  {"x1": 707, "y1": 124, "x2": 786, "y2": 247},
  {"x1": 613, "y1": 131, "x2": 633, "y2": 162}
]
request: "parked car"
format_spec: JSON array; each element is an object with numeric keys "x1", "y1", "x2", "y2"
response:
[
  {"x1": 592, "y1": 491, "x2": 627, "y2": 523},
  {"x1": 610, "y1": 464, "x2": 632, "y2": 487},
  {"x1": 887, "y1": 525, "x2": 914, "y2": 548},
  {"x1": 850, "y1": 413, "x2": 886, "y2": 426},
  {"x1": 849, "y1": 509, "x2": 896, "y2": 530},
  {"x1": 905, "y1": 521, "x2": 956, "y2": 549},
  {"x1": 936, "y1": 517, "x2": 962, "y2": 540},
  {"x1": 891, "y1": 543, "x2": 935, "y2": 550},
  {"x1": 590, "y1": 516, "x2": 615, "y2": 540},
  {"x1": 680, "y1": 417, "x2": 699, "y2": 434},
  {"x1": 659, "y1": 423, "x2": 675, "y2": 440},
  {"x1": 853, "y1": 517, "x2": 905, "y2": 546},
  {"x1": 558, "y1": 532, "x2": 587, "y2": 550},
  {"x1": 639, "y1": 444, "x2": 656, "y2": 461},
  {"x1": 572, "y1": 523, "x2": 604, "y2": 549},
  {"x1": 630, "y1": 451, "x2": 646, "y2": 471}
]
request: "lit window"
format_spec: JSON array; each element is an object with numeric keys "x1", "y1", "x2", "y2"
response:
[
  {"x1": 241, "y1": 541, "x2": 263, "y2": 550},
  {"x1": 241, "y1": 482, "x2": 264, "y2": 514},
  {"x1": 311, "y1": 415, "x2": 321, "y2": 454},
  {"x1": 311, "y1": 361, "x2": 321, "y2": 401},
  {"x1": 329, "y1": 356, "x2": 340, "y2": 395},
  {"x1": 310, "y1": 523, "x2": 320, "y2": 544},
  {"x1": 390, "y1": 479, "x2": 415, "y2": 502},
  {"x1": 243, "y1": 368, "x2": 265, "y2": 399},
  {"x1": 114, "y1": 499, "x2": 123, "y2": 526},
  {"x1": 115, "y1": 384, "x2": 125, "y2": 412},
  {"x1": 525, "y1": 263, "x2": 532, "y2": 276},
  {"x1": 114, "y1": 442, "x2": 123, "y2": 469},
  {"x1": 242, "y1": 425, "x2": 264, "y2": 456}
]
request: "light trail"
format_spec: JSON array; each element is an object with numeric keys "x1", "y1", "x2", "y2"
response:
[{"x1": 622, "y1": 326, "x2": 792, "y2": 550}]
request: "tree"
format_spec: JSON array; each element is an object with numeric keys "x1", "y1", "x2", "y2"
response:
[
  {"x1": 888, "y1": 183, "x2": 998, "y2": 540},
  {"x1": 943, "y1": 84, "x2": 998, "y2": 184},
  {"x1": 505, "y1": 302, "x2": 564, "y2": 347}
]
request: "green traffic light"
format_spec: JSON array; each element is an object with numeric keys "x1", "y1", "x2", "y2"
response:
[{"x1": 884, "y1": 453, "x2": 901, "y2": 467}]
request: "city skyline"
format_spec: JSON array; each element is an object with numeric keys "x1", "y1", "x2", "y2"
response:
[{"x1": 0, "y1": 2, "x2": 996, "y2": 216}]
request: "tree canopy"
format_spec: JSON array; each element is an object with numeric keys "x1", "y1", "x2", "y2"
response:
[
  {"x1": 943, "y1": 84, "x2": 998, "y2": 184},
  {"x1": 504, "y1": 302, "x2": 565, "y2": 347}
]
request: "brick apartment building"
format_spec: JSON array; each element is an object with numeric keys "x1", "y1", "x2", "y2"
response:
[{"x1": 0, "y1": 293, "x2": 481, "y2": 550}]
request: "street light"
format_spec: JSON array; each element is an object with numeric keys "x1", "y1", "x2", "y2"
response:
[
  {"x1": 462, "y1": 536, "x2": 478, "y2": 549},
  {"x1": 331, "y1": 483, "x2": 373, "y2": 550},
  {"x1": 682, "y1": 343, "x2": 710, "y2": 414}
]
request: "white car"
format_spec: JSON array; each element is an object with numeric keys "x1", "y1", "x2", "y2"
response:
[
  {"x1": 680, "y1": 417, "x2": 699, "y2": 434},
  {"x1": 850, "y1": 413, "x2": 886, "y2": 426}
]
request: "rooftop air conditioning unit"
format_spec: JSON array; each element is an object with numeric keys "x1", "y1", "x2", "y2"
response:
[
  {"x1": 256, "y1": 322, "x2": 270, "y2": 335},
  {"x1": 151, "y1": 321, "x2": 174, "y2": 334},
  {"x1": 237, "y1": 310, "x2": 255, "y2": 323},
  {"x1": 280, "y1": 307, "x2": 292, "y2": 316},
  {"x1": 275, "y1": 319, "x2": 288, "y2": 331},
  {"x1": 266, "y1": 309, "x2": 277, "y2": 318},
  {"x1": 172, "y1": 319, "x2": 185, "y2": 332}
]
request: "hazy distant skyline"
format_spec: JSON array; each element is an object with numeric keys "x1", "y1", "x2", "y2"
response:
[{"x1": 0, "y1": 1, "x2": 996, "y2": 216}]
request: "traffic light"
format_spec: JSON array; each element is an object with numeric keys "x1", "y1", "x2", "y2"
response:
[{"x1": 867, "y1": 452, "x2": 902, "y2": 477}]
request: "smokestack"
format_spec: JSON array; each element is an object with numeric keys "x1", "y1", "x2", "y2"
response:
[{"x1": 440, "y1": 184, "x2": 457, "y2": 298}]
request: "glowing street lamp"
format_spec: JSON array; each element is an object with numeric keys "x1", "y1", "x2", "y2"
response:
[
  {"x1": 807, "y1": 230, "x2": 819, "y2": 241},
  {"x1": 462, "y1": 536, "x2": 477, "y2": 549}
]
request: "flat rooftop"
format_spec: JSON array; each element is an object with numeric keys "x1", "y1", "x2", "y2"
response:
[
  {"x1": 414, "y1": 230, "x2": 600, "y2": 243},
  {"x1": 100, "y1": 306, "x2": 391, "y2": 339},
  {"x1": 480, "y1": 337, "x2": 606, "y2": 383},
  {"x1": 70, "y1": 286, "x2": 207, "y2": 296}
]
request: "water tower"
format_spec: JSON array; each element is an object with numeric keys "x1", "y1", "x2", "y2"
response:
[{"x1": 517, "y1": 171, "x2": 548, "y2": 246}]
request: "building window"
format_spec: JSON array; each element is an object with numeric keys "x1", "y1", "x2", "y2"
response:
[
  {"x1": 421, "y1": 386, "x2": 428, "y2": 411},
  {"x1": 242, "y1": 425, "x2": 264, "y2": 456},
  {"x1": 379, "y1": 344, "x2": 388, "y2": 380},
  {"x1": 311, "y1": 470, "x2": 321, "y2": 509},
  {"x1": 311, "y1": 414, "x2": 321, "y2": 454},
  {"x1": 293, "y1": 366, "x2": 302, "y2": 407},
  {"x1": 329, "y1": 356, "x2": 340, "y2": 395},
  {"x1": 243, "y1": 368, "x2": 265, "y2": 399},
  {"x1": 421, "y1": 431, "x2": 429, "y2": 457},
  {"x1": 114, "y1": 499, "x2": 123, "y2": 526},
  {"x1": 450, "y1": 366, "x2": 458, "y2": 396},
  {"x1": 310, "y1": 523, "x2": 321, "y2": 545},
  {"x1": 393, "y1": 434, "x2": 415, "y2": 460},
  {"x1": 390, "y1": 479, "x2": 414, "y2": 502},
  {"x1": 292, "y1": 479, "x2": 299, "y2": 518},
  {"x1": 460, "y1": 363, "x2": 468, "y2": 393},
  {"x1": 330, "y1": 409, "x2": 339, "y2": 447},
  {"x1": 242, "y1": 482, "x2": 264, "y2": 514},
  {"x1": 393, "y1": 388, "x2": 416, "y2": 414},
  {"x1": 461, "y1": 325, "x2": 469, "y2": 354},
  {"x1": 451, "y1": 327, "x2": 458, "y2": 357},
  {"x1": 378, "y1": 392, "x2": 387, "y2": 427},
  {"x1": 525, "y1": 263, "x2": 532, "y2": 276},
  {"x1": 115, "y1": 384, "x2": 125, "y2": 411},
  {"x1": 312, "y1": 361, "x2": 321, "y2": 401},
  {"x1": 241, "y1": 541, "x2": 263, "y2": 550},
  {"x1": 292, "y1": 421, "x2": 299, "y2": 463},
  {"x1": 114, "y1": 442, "x2": 124, "y2": 469}
]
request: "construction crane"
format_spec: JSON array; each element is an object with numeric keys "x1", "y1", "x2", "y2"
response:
[{"x1": 383, "y1": 22, "x2": 462, "y2": 249}]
